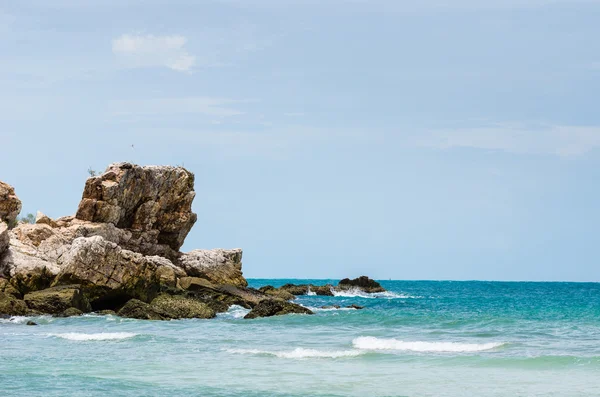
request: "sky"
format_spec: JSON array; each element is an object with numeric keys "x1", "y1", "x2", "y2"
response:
[{"x1": 1, "y1": 0, "x2": 599, "y2": 281}]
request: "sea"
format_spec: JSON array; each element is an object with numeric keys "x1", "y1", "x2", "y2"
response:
[{"x1": 1, "y1": 280, "x2": 599, "y2": 397}]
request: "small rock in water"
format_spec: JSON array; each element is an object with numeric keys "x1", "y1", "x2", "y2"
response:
[
  {"x1": 321, "y1": 305, "x2": 341, "y2": 309},
  {"x1": 346, "y1": 304, "x2": 364, "y2": 310},
  {"x1": 26, "y1": 321, "x2": 37, "y2": 326}
]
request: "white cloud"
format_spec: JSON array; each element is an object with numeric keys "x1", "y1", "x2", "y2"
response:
[
  {"x1": 112, "y1": 34, "x2": 196, "y2": 72},
  {"x1": 415, "y1": 123, "x2": 600, "y2": 156},
  {"x1": 110, "y1": 97, "x2": 245, "y2": 118}
]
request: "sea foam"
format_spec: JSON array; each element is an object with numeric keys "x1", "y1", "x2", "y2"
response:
[
  {"x1": 49, "y1": 332, "x2": 137, "y2": 341},
  {"x1": 217, "y1": 305, "x2": 251, "y2": 319},
  {"x1": 226, "y1": 348, "x2": 362, "y2": 359},
  {"x1": 353, "y1": 336, "x2": 505, "y2": 352},
  {"x1": 332, "y1": 288, "x2": 421, "y2": 299}
]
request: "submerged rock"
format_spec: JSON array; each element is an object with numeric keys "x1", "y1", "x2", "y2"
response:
[
  {"x1": 24, "y1": 285, "x2": 91, "y2": 314},
  {"x1": 244, "y1": 299, "x2": 313, "y2": 319},
  {"x1": 54, "y1": 307, "x2": 84, "y2": 317},
  {"x1": 338, "y1": 276, "x2": 385, "y2": 293},
  {"x1": 26, "y1": 321, "x2": 37, "y2": 326},
  {"x1": 346, "y1": 304, "x2": 364, "y2": 310}
]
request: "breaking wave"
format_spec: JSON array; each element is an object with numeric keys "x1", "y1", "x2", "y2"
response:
[
  {"x1": 49, "y1": 332, "x2": 138, "y2": 341},
  {"x1": 217, "y1": 305, "x2": 251, "y2": 319},
  {"x1": 332, "y1": 288, "x2": 422, "y2": 299},
  {"x1": 226, "y1": 347, "x2": 363, "y2": 359},
  {"x1": 353, "y1": 336, "x2": 506, "y2": 352}
]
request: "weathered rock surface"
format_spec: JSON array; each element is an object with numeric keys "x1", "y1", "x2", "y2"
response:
[
  {"x1": 76, "y1": 163, "x2": 197, "y2": 252},
  {"x1": 277, "y1": 283, "x2": 334, "y2": 296},
  {"x1": 24, "y1": 285, "x2": 91, "y2": 314},
  {"x1": 244, "y1": 299, "x2": 313, "y2": 319},
  {"x1": 0, "y1": 277, "x2": 21, "y2": 298},
  {"x1": 177, "y1": 249, "x2": 246, "y2": 287},
  {"x1": 177, "y1": 277, "x2": 267, "y2": 310},
  {"x1": 54, "y1": 307, "x2": 84, "y2": 318},
  {"x1": 0, "y1": 181, "x2": 22, "y2": 225},
  {"x1": 338, "y1": 276, "x2": 385, "y2": 293},
  {"x1": 0, "y1": 222, "x2": 9, "y2": 257},
  {"x1": 53, "y1": 236, "x2": 185, "y2": 309}
]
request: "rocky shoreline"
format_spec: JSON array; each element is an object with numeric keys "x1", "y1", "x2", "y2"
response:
[{"x1": 0, "y1": 163, "x2": 385, "y2": 321}]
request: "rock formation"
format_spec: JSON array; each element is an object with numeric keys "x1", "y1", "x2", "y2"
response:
[
  {"x1": 338, "y1": 276, "x2": 385, "y2": 293},
  {"x1": 0, "y1": 163, "x2": 313, "y2": 320}
]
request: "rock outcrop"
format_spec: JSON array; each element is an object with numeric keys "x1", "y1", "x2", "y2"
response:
[
  {"x1": 76, "y1": 162, "x2": 197, "y2": 253},
  {"x1": 244, "y1": 299, "x2": 314, "y2": 319},
  {"x1": 0, "y1": 181, "x2": 21, "y2": 225},
  {"x1": 0, "y1": 163, "x2": 295, "y2": 320},
  {"x1": 338, "y1": 276, "x2": 385, "y2": 293}
]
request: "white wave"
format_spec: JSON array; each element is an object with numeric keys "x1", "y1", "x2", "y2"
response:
[
  {"x1": 217, "y1": 305, "x2": 250, "y2": 319},
  {"x1": 332, "y1": 287, "x2": 421, "y2": 299},
  {"x1": 306, "y1": 286, "x2": 317, "y2": 296},
  {"x1": 306, "y1": 306, "x2": 356, "y2": 312},
  {"x1": 0, "y1": 315, "x2": 53, "y2": 324},
  {"x1": 226, "y1": 347, "x2": 362, "y2": 359},
  {"x1": 353, "y1": 337, "x2": 505, "y2": 352},
  {"x1": 49, "y1": 332, "x2": 137, "y2": 341}
]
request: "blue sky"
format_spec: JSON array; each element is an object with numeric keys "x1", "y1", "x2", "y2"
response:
[{"x1": 1, "y1": 0, "x2": 599, "y2": 281}]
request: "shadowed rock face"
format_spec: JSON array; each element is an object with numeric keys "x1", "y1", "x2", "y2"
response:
[
  {"x1": 76, "y1": 163, "x2": 197, "y2": 252},
  {"x1": 0, "y1": 182, "x2": 21, "y2": 225},
  {"x1": 244, "y1": 299, "x2": 313, "y2": 319}
]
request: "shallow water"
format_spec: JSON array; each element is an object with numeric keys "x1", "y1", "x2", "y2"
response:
[{"x1": 2, "y1": 280, "x2": 599, "y2": 396}]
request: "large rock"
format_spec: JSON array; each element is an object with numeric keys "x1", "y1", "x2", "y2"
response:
[
  {"x1": 75, "y1": 163, "x2": 197, "y2": 252},
  {"x1": 177, "y1": 249, "x2": 246, "y2": 287},
  {"x1": 52, "y1": 236, "x2": 185, "y2": 309},
  {"x1": 0, "y1": 181, "x2": 22, "y2": 225},
  {"x1": 277, "y1": 283, "x2": 334, "y2": 296},
  {"x1": 338, "y1": 276, "x2": 385, "y2": 293},
  {"x1": 0, "y1": 292, "x2": 29, "y2": 316},
  {"x1": 117, "y1": 299, "x2": 166, "y2": 320},
  {"x1": 23, "y1": 285, "x2": 91, "y2": 314},
  {"x1": 244, "y1": 299, "x2": 313, "y2": 319},
  {"x1": 177, "y1": 276, "x2": 266, "y2": 310}
]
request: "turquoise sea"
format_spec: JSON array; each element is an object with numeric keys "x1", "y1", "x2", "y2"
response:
[{"x1": 1, "y1": 280, "x2": 599, "y2": 396}]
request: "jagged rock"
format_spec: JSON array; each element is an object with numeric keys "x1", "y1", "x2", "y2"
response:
[
  {"x1": 178, "y1": 249, "x2": 246, "y2": 287},
  {"x1": 35, "y1": 211, "x2": 58, "y2": 228},
  {"x1": 54, "y1": 307, "x2": 84, "y2": 317},
  {"x1": 52, "y1": 236, "x2": 185, "y2": 309},
  {"x1": 244, "y1": 299, "x2": 313, "y2": 319},
  {"x1": 150, "y1": 294, "x2": 215, "y2": 319},
  {"x1": 75, "y1": 163, "x2": 197, "y2": 252},
  {"x1": 258, "y1": 285, "x2": 296, "y2": 301},
  {"x1": 0, "y1": 181, "x2": 22, "y2": 225},
  {"x1": 24, "y1": 285, "x2": 91, "y2": 314},
  {"x1": 338, "y1": 276, "x2": 385, "y2": 293},
  {"x1": 117, "y1": 299, "x2": 166, "y2": 320},
  {"x1": 0, "y1": 292, "x2": 29, "y2": 316}
]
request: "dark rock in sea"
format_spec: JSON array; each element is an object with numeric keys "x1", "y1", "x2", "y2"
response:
[
  {"x1": 321, "y1": 305, "x2": 341, "y2": 309},
  {"x1": 26, "y1": 321, "x2": 37, "y2": 326},
  {"x1": 258, "y1": 285, "x2": 296, "y2": 301},
  {"x1": 244, "y1": 299, "x2": 314, "y2": 319},
  {"x1": 53, "y1": 307, "x2": 84, "y2": 318},
  {"x1": 277, "y1": 283, "x2": 334, "y2": 297},
  {"x1": 117, "y1": 299, "x2": 166, "y2": 320},
  {"x1": 338, "y1": 276, "x2": 385, "y2": 293},
  {"x1": 0, "y1": 292, "x2": 30, "y2": 316},
  {"x1": 23, "y1": 285, "x2": 91, "y2": 315},
  {"x1": 150, "y1": 294, "x2": 215, "y2": 319},
  {"x1": 346, "y1": 304, "x2": 364, "y2": 310}
]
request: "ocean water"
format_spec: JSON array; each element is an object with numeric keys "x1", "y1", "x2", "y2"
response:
[{"x1": 2, "y1": 280, "x2": 600, "y2": 396}]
